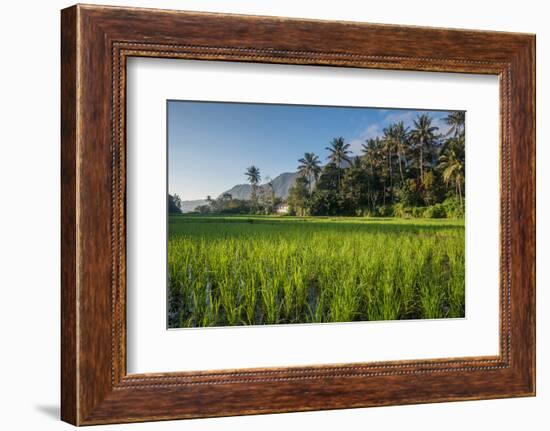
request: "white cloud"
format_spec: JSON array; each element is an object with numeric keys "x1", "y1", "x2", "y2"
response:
[
  {"x1": 347, "y1": 110, "x2": 455, "y2": 156},
  {"x1": 348, "y1": 124, "x2": 382, "y2": 155},
  {"x1": 384, "y1": 110, "x2": 452, "y2": 137},
  {"x1": 363, "y1": 123, "x2": 383, "y2": 140},
  {"x1": 348, "y1": 139, "x2": 365, "y2": 155},
  {"x1": 384, "y1": 110, "x2": 417, "y2": 126}
]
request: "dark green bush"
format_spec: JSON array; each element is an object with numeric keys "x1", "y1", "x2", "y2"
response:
[
  {"x1": 423, "y1": 203, "x2": 446, "y2": 218},
  {"x1": 411, "y1": 207, "x2": 426, "y2": 218},
  {"x1": 375, "y1": 205, "x2": 395, "y2": 217},
  {"x1": 442, "y1": 196, "x2": 464, "y2": 218}
]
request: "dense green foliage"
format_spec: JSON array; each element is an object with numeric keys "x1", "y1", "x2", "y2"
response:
[
  {"x1": 287, "y1": 112, "x2": 465, "y2": 217},
  {"x1": 168, "y1": 215, "x2": 465, "y2": 328},
  {"x1": 168, "y1": 193, "x2": 182, "y2": 214}
]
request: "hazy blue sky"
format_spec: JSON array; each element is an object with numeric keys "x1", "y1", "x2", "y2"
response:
[{"x1": 168, "y1": 101, "x2": 455, "y2": 201}]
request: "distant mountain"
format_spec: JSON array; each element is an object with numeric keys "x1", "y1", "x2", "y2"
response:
[
  {"x1": 178, "y1": 171, "x2": 299, "y2": 212},
  {"x1": 178, "y1": 161, "x2": 359, "y2": 211},
  {"x1": 220, "y1": 172, "x2": 299, "y2": 200},
  {"x1": 219, "y1": 184, "x2": 252, "y2": 200},
  {"x1": 179, "y1": 199, "x2": 207, "y2": 213}
]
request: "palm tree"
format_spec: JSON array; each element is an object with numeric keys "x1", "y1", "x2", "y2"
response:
[
  {"x1": 444, "y1": 111, "x2": 465, "y2": 137},
  {"x1": 438, "y1": 141, "x2": 465, "y2": 206},
  {"x1": 245, "y1": 165, "x2": 261, "y2": 205},
  {"x1": 410, "y1": 114, "x2": 439, "y2": 182},
  {"x1": 350, "y1": 156, "x2": 363, "y2": 170},
  {"x1": 263, "y1": 175, "x2": 276, "y2": 212},
  {"x1": 381, "y1": 122, "x2": 409, "y2": 200},
  {"x1": 325, "y1": 137, "x2": 352, "y2": 190},
  {"x1": 361, "y1": 137, "x2": 382, "y2": 175},
  {"x1": 382, "y1": 125, "x2": 396, "y2": 200},
  {"x1": 297, "y1": 152, "x2": 322, "y2": 194},
  {"x1": 393, "y1": 121, "x2": 410, "y2": 185},
  {"x1": 267, "y1": 180, "x2": 275, "y2": 207},
  {"x1": 361, "y1": 137, "x2": 386, "y2": 204}
]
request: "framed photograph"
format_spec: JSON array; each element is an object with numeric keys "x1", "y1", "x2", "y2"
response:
[{"x1": 61, "y1": 4, "x2": 535, "y2": 425}]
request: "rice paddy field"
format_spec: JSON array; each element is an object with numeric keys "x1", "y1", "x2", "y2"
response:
[{"x1": 167, "y1": 215, "x2": 465, "y2": 328}]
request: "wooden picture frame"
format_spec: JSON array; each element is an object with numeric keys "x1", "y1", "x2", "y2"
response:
[{"x1": 61, "y1": 4, "x2": 535, "y2": 425}]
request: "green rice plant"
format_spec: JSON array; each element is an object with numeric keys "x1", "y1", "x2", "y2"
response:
[
  {"x1": 240, "y1": 260, "x2": 258, "y2": 325},
  {"x1": 258, "y1": 266, "x2": 279, "y2": 324},
  {"x1": 167, "y1": 215, "x2": 465, "y2": 327},
  {"x1": 445, "y1": 239, "x2": 466, "y2": 318},
  {"x1": 398, "y1": 237, "x2": 424, "y2": 319},
  {"x1": 417, "y1": 241, "x2": 447, "y2": 319}
]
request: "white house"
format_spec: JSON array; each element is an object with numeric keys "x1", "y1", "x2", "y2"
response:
[{"x1": 275, "y1": 203, "x2": 289, "y2": 214}]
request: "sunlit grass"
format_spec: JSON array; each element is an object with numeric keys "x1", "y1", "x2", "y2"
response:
[{"x1": 168, "y1": 215, "x2": 465, "y2": 328}]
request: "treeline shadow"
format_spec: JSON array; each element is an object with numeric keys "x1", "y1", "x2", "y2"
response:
[{"x1": 169, "y1": 215, "x2": 464, "y2": 237}]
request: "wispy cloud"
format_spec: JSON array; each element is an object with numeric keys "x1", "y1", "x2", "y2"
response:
[
  {"x1": 346, "y1": 110, "x2": 453, "y2": 156},
  {"x1": 348, "y1": 124, "x2": 383, "y2": 154},
  {"x1": 383, "y1": 110, "x2": 417, "y2": 126},
  {"x1": 384, "y1": 110, "x2": 451, "y2": 136}
]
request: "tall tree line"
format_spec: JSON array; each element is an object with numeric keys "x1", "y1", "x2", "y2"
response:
[{"x1": 287, "y1": 112, "x2": 465, "y2": 218}]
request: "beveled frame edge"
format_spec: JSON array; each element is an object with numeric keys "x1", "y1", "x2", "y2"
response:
[
  {"x1": 61, "y1": 4, "x2": 535, "y2": 426},
  {"x1": 112, "y1": 44, "x2": 512, "y2": 383}
]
